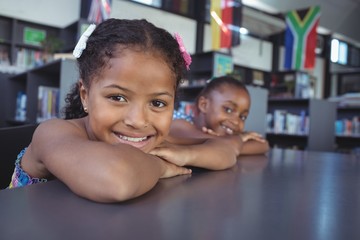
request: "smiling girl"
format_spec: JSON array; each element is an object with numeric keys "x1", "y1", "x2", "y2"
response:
[
  {"x1": 171, "y1": 76, "x2": 269, "y2": 155},
  {"x1": 8, "y1": 19, "x2": 241, "y2": 202}
]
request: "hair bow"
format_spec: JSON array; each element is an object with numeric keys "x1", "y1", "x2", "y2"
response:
[
  {"x1": 73, "y1": 24, "x2": 96, "y2": 58},
  {"x1": 174, "y1": 33, "x2": 192, "y2": 71}
]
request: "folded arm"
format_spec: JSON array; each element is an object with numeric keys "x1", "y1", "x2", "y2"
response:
[{"x1": 24, "y1": 118, "x2": 190, "y2": 203}]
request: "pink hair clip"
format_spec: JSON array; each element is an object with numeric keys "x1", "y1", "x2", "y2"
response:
[{"x1": 175, "y1": 33, "x2": 192, "y2": 71}]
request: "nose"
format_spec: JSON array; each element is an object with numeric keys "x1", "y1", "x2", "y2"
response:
[
  {"x1": 123, "y1": 104, "x2": 148, "y2": 129},
  {"x1": 229, "y1": 116, "x2": 240, "y2": 126},
  {"x1": 228, "y1": 117, "x2": 243, "y2": 132}
]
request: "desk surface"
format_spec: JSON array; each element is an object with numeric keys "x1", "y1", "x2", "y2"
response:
[{"x1": 1, "y1": 148, "x2": 360, "y2": 240}]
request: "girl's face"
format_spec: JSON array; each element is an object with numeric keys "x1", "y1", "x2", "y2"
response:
[
  {"x1": 198, "y1": 84, "x2": 250, "y2": 136},
  {"x1": 80, "y1": 49, "x2": 176, "y2": 153}
]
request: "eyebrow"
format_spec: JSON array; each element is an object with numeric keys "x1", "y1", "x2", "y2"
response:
[
  {"x1": 103, "y1": 84, "x2": 174, "y2": 98},
  {"x1": 224, "y1": 100, "x2": 237, "y2": 107},
  {"x1": 224, "y1": 100, "x2": 249, "y2": 112}
]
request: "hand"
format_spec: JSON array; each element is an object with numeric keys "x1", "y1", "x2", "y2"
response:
[
  {"x1": 202, "y1": 126, "x2": 236, "y2": 136},
  {"x1": 150, "y1": 141, "x2": 190, "y2": 167},
  {"x1": 240, "y1": 131, "x2": 266, "y2": 143},
  {"x1": 201, "y1": 126, "x2": 220, "y2": 136},
  {"x1": 158, "y1": 158, "x2": 192, "y2": 179}
]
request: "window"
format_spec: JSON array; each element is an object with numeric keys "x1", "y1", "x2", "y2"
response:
[
  {"x1": 350, "y1": 47, "x2": 360, "y2": 67},
  {"x1": 331, "y1": 39, "x2": 348, "y2": 65}
]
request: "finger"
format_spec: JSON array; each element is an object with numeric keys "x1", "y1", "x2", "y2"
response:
[
  {"x1": 181, "y1": 167, "x2": 192, "y2": 175},
  {"x1": 202, "y1": 126, "x2": 208, "y2": 133},
  {"x1": 207, "y1": 129, "x2": 218, "y2": 136}
]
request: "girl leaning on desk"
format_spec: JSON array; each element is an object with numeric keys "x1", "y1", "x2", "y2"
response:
[{"x1": 7, "y1": 18, "x2": 246, "y2": 203}]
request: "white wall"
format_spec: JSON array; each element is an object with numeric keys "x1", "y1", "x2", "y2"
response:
[
  {"x1": 112, "y1": 1, "x2": 273, "y2": 72},
  {"x1": 0, "y1": 0, "x2": 80, "y2": 28},
  {"x1": 0, "y1": 0, "x2": 328, "y2": 98},
  {"x1": 203, "y1": 25, "x2": 273, "y2": 72},
  {"x1": 111, "y1": 1, "x2": 197, "y2": 54}
]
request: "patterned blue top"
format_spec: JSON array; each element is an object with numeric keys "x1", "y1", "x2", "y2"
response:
[
  {"x1": 8, "y1": 148, "x2": 48, "y2": 188},
  {"x1": 173, "y1": 109, "x2": 193, "y2": 124}
]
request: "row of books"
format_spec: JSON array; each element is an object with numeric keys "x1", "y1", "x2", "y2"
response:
[
  {"x1": 37, "y1": 86, "x2": 60, "y2": 123},
  {"x1": 267, "y1": 110, "x2": 309, "y2": 135},
  {"x1": 0, "y1": 49, "x2": 10, "y2": 66},
  {"x1": 16, "y1": 48, "x2": 52, "y2": 70},
  {"x1": 335, "y1": 117, "x2": 360, "y2": 136}
]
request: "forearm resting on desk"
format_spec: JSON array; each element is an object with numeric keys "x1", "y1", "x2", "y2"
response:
[{"x1": 151, "y1": 138, "x2": 239, "y2": 170}]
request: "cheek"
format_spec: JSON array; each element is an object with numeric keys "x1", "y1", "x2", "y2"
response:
[
  {"x1": 88, "y1": 99, "x2": 117, "y2": 125},
  {"x1": 153, "y1": 111, "x2": 173, "y2": 134}
]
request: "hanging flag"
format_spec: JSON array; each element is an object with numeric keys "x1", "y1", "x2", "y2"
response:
[
  {"x1": 87, "y1": 0, "x2": 112, "y2": 24},
  {"x1": 284, "y1": 6, "x2": 321, "y2": 70},
  {"x1": 210, "y1": 0, "x2": 242, "y2": 50}
]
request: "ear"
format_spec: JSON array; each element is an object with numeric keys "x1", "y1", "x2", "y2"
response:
[
  {"x1": 79, "y1": 80, "x2": 88, "y2": 109},
  {"x1": 197, "y1": 96, "x2": 209, "y2": 114}
]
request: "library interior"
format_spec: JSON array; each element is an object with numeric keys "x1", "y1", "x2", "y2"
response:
[{"x1": 0, "y1": 1, "x2": 360, "y2": 239}]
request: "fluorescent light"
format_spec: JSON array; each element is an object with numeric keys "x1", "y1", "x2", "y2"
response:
[
  {"x1": 239, "y1": 27, "x2": 249, "y2": 35},
  {"x1": 331, "y1": 39, "x2": 339, "y2": 63}
]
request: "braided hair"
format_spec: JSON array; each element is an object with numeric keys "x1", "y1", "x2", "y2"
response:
[
  {"x1": 195, "y1": 76, "x2": 249, "y2": 105},
  {"x1": 63, "y1": 18, "x2": 187, "y2": 119}
]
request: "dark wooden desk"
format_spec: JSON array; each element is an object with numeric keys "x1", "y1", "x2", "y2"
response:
[{"x1": 1, "y1": 148, "x2": 360, "y2": 240}]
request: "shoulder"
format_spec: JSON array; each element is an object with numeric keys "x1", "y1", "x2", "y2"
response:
[
  {"x1": 36, "y1": 118, "x2": 82, "y2": 131},
  {"x1": 33, "y1": 118, "x2": 87, "y2": 143}
]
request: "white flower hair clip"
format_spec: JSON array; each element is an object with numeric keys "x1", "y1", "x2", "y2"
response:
[{"x1": 72, "y1": 23, "x2": 96, "y2": 58}]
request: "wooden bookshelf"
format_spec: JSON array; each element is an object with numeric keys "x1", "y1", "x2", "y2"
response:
[{"x1": 4, "y1": 59, "x2": 78, "y2": 126}]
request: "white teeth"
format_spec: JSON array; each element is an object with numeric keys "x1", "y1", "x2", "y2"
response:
[
  {"x1": 119, "y1": 135, "x2": 147, "y2": 142},
  {"x1": 221, "y1": 125, "x2": 233, "y2": 134}
]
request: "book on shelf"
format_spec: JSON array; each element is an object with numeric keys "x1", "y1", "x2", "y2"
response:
[
  {"x1": 268, "y1": 109, "x2": 309, "y2": 135},
  {"x1": 16, "y1": 48, "x2": 49, "y2": 70},
  {"x1": 37, "y1": 86, "x2": 60, "y2": 123},
  {"x1": 15, "y1": 91, "x2": 27, "y2": 121},
  {"x1": 335, "y1": 116, "x2": 360, "y2": 137}
]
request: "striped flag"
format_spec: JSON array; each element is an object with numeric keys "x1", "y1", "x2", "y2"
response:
[
  {"x1": 87, "y1": 0, "x2": 112, "y2": 24},
  {"x1": 210, "y1": 0, "x2": 242, "y2": 50},
  {"x1": 284, "y1": 6, "x2": 321, "y2": 70}
]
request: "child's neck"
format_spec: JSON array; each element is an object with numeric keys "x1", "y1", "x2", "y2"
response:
[{"x1": 193, "y1": 112, "x2": 206, "y2": 131}]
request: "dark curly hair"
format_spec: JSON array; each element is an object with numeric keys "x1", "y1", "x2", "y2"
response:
[
  {"x1": 63, "y1": 18, "x2": 187, "y2": 119},
  {"x1": 195, "y1": 76, "x2": 249, "y2": 105}
]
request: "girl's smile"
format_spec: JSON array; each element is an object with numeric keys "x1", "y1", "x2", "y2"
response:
[{"x1": 80, "y1": 49, "x2": 176, "y2": 153}]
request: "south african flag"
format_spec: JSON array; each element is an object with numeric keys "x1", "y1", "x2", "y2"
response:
[{"x1": 284, "y1": 6, "x2": 321, "y2": 70}]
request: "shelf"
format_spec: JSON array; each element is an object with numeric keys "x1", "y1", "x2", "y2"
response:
[
  {"x1": 266, "y1": 133, "x2": 308, "y2": 150},
  {"x1": 267, "y1": 98, "x2": 337, "y2": 151},
  {"x1": 6, "y1": 119, "x2": 30, "y2": 126},
  {"x1": 0, "y1": 16, "x2": 87, "y2": 69},
  {"x1": 335, "y1": 105, "x2": 360, "y2": 150},
  {"x1": 337, "y1": 106, "x2": 360, "y2": 111},
  {"x1": 2, "y1": 59, "x2": 78, "y2": 127},
  {"x1": 335, "y1": 136, "x2": 360, "y2": 153},
  {"x1": 266, "y1": 132, "x2": 308, "y2": 137}
]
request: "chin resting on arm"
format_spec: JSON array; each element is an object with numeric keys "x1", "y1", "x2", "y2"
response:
[
  {"x1": 27, "y1": 119, "x2": 190, "y2": 203},
  {"x1": 169, "y1": 119, "x2": 269, "y2": 158}
]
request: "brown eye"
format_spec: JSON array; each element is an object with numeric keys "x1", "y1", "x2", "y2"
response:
[
  {"x1": 240, "y1": 115, "x2": 247, "y2": 121},
  {"x1": 151, "y1": 100, "x2": 166, "y2": 108},
  {"x1": 109, "y1": 95, "x2": 126, "y2": 102},
  {"x1": 224, "y1": 107, "x2": 233, "y2": 114}
]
